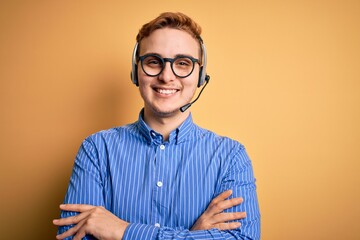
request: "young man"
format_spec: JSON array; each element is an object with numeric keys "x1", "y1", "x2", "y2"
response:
[{"x1": 53, "y1": 12, "x2": 261, "y2": 240}]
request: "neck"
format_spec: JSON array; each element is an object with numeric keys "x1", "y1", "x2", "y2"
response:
[{"x1": 143, "y1": 108, "x2": 190, "y2": 141}]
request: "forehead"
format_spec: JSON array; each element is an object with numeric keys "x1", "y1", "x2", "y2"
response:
[{"x1": 139, "y1": 28, "x2": 200, "y2": 57}]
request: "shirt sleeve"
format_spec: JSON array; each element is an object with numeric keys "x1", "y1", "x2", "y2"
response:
[
  {"x1": 123, "y1": 145, "x2": 261, "y2": 240},
  {"x1": 57, "y1": 138, "x2": 105, "y2": 239},
  {"x1": 214, "y1": 144, "x2": 261, "y2": 239}
]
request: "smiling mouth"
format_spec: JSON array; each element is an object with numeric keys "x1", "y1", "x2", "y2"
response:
[{"x1": 154, "y1": 88, "x2": 178, "y2": 95}]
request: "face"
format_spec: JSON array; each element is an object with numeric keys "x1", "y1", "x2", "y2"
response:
[{"x1": 137, "y1": 28, "x2": 200, "y2": 119}]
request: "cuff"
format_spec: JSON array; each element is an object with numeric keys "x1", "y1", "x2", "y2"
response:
[{"x1": 123, "y1": 223, "x2": 159, "y2": 240}]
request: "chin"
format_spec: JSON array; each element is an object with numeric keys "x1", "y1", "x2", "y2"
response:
[{"x1": 152, "y1": 105, "x2": 181, "y2": 117}]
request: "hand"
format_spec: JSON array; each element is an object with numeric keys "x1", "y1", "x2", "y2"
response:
[
  {"x1": 191, "y1": 190, "x2": 246, "y2": 231},
  {"x1": 53, "y1": 204, "x2": 129, "y2": 240}
]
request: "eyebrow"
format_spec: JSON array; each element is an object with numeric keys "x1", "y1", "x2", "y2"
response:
[{"x1": 141, "y1": 52, "x2": 198, "y2": 59}]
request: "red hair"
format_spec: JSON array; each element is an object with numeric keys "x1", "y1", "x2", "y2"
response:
[
  {"x1": 136, "y1": 12, "x2": 202, "y2": 42},
  {"x1": 136, "y1": 12, "x2": 203, "y2": 63}
]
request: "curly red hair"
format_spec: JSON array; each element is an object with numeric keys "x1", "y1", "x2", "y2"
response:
[
  {"x1": 135, "y1": 12, "x2": 203, "y2": 63},
  {"x1": 136, "y1": 12, "x2": 202, "y2": 42}
]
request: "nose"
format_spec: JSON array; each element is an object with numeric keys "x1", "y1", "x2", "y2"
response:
[{"x1": 158, "y1": 62, "x2": 176, "y2": 82}]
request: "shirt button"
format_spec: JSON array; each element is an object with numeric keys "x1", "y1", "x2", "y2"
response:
[
  {"x1": 157, "y1": 181, "x2": 163, "y2": 187},
  {"x1": 154, "y1": 223, "x2": 160, "y2": 227},
  {"x1": 160, "y1": 144, "x2": 165, "y2": 150}
]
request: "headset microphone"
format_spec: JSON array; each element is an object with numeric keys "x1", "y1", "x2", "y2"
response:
[{"x1": 179, "y1": 75, "x2": 210, "y2": 112}]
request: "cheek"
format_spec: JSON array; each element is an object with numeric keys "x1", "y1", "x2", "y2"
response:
[
  {"x1": 137, "y1": 77, "x2": 150, "y2": 98},
  {"x1": 137, "y1": 66, "x2": 148, "y2": 84},
  {"x1": 138, "y1": 83, "x2": 150, "y2": 99},
  {"x1": 137, "y1": 71, "x2": 151, "y2": 88},
  {"x1": 184, "y1": 75, "x2": 199, "y2": 93}
]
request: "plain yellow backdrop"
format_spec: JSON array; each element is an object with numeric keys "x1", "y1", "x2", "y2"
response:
[{"x1": 0, "y1": 1, "x2": 359, "y2": 239}]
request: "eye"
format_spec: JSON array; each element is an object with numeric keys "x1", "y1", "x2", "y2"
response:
[
  {"x1": 175, "y1": 58, "x2": 192, "y2": 67},
  {"x1": 143, "y1": 56, "x2": 162, "y2": 67}
]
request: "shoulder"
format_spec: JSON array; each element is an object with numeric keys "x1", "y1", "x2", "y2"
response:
[
  {"x1": 75, "y1": 123, "x2": 141, "y2": 164},
  {"x1": 193, "y1": 125, "x2": 253, "y2": 173},
  {"x1": 194, "y1": 124, "x2": 245, "y2": 151},
  {"x1": 81, "y1": 122, "x2": 139, "y2": 147},
  {"x1": 192, "y1": 124, "x2": 250, "y2": 164}
]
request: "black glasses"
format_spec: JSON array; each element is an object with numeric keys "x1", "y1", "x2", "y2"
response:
[{"x1": 138, "y1": 54, "x2": 200, "y2": 78}]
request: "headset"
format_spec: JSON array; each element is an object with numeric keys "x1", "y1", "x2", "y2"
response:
[{"x1": 130, "y1": 37, "x2": 210, "y2": 87}]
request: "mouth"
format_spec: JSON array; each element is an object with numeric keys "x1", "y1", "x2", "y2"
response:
[{"x1": 153, "y1": 88, "x2": 179, "y2": 95}]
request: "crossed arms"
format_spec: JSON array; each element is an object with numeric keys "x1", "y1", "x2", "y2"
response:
[
  {"x1": 54, "y1": 136, "x2": 260, "y2": 240},
  {"x1": 53, "y1": 190, "x2": 245, "y2": 239}
]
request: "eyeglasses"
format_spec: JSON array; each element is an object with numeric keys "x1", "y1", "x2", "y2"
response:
[{"x1": 138, "y1": 54, "x2": 200, "y2": 78}]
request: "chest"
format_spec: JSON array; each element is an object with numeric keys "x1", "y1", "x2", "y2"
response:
[{"x1": 103, "y1": 142, "x2": 225, "y2": 228}]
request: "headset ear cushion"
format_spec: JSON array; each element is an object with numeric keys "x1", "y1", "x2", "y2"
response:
[
  {"x1": 131, "y1": 42, "x2": 139, "y2": 86},
  {"x1": 198, "y1": 67, "x2": 204, "y2": 87},
  {"x1": 132, "y1": 64, "x2": 139, "y2": 86}
]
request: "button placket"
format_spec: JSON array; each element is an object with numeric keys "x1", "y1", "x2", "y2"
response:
[{"x1": 153, "y1": 142, "x2": 166, "y2": 227}]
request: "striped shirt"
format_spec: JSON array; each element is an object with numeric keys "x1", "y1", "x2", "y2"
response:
[{"x1": 58, "y1": 111, "x2": 261, "y2": 239}]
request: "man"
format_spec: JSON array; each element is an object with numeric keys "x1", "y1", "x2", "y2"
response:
[{"x1": 53, "y1": 12, "x2": 261, "y2": 240}]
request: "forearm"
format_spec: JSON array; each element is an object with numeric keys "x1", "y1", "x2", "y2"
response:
[{"x1": 123, "y1": 223, "x2": 257, "y2": 240}]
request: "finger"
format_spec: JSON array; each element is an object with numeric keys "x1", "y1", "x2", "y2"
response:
[
  {"x1": 56, "y1": 218, "x2": 87, "y2": 239},
  {"x1": 208, "y1": 197, "x2": 243, "y2": 215},
  {"x1": 56, "y1": 225, "x2": 79, "y2": 239},
  {"x1": 215, "y1": 197, "x2": 243, "y2": 211},
  {"x1": 73, "y1": 228, "x2": 87, "y2": 240},
  {"x1": 59, "y1": 204, "x2": 97, "y2": 212},
  {"x1": 210, "y1": 190, "x2": 233, "y2": 206},
  {"x1": 53, "y1": 211, "x2": 92, "y2": 226},
  {"x1": 216, "y1": 221, "x2": 241, "y2": 230},
  {"x1": 211, "y1": 212, "x2": 246, "y2": 224}
]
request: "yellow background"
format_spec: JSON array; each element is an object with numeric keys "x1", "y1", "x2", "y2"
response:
[{"x1": 1, "y1": 1, "x2": 359, "y2": 239}]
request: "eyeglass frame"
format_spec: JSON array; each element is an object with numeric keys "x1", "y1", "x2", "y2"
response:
[{"x1": 138, "y1": 54, "x2": 201, "y2": 78}]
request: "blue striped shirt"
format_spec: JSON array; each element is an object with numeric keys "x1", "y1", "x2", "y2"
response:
[{"x1": 59, "y1": 111, "x2": 261, "y2": 239}]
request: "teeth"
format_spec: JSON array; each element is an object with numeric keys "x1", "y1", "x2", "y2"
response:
[{"x1": 157, "y1": 89, "x2": 177, "y2": 95}]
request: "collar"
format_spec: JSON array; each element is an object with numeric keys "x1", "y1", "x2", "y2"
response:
[{"x1": 136, "y1": 109, "x2": 195, "y2": 145}]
